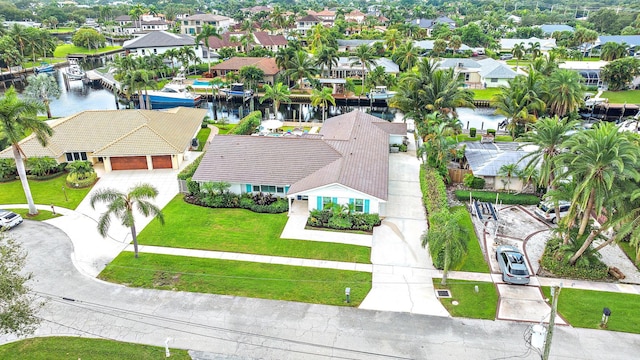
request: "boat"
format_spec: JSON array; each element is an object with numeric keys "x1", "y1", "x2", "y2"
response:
[
  {"x1": 65, "y1": 65, "x2": 86, "y2": 80},
  {"x1": 35, "y1": 62, "x2": 55, "y2": 74},
  {"x1": 141, "y1": 75, "x2": 203, "y2": 109},
  {"x1": 219, "y1": 83, "x2": 253, "y2": 97},
  {"x1": 366, "y1": 86, "x2": 397, "y2": 100}
]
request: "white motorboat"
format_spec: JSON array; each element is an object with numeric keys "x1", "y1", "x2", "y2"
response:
[
  {"x1": 366, "y1": 86, "x2": 397, "y2": 100},
  {"x1": 141, "y1": 75, "x2": 202, "y2": 109},
  {"x1": 65, "y1": 65, "x2": 85, "y2": 80}
]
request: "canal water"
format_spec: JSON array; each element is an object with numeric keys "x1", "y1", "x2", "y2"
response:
[{"x1": 5, "y1": 70, "x2": 504, "y2": 130}]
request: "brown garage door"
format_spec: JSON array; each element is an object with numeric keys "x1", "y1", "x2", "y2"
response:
[
  {"x1": 151, "y1": 155, "x2": 172, "y2": 169},
  {"x1": 110, "y1": 156, "x2": 148, "y2": 170}
]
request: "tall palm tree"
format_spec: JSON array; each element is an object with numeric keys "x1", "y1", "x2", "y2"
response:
[
  {"x1": 196, "y1": 24, "x2": 222, "y2": 73},
  {"x1": 129, "y1": 4, "x2": 146, "y2": 29},
  {"x1": 310, "y1": 87, "x2": 336, "y2": 122},
  {"x1": 432, "y1": 39, "x2": 447, "y2": 57},
  {"x1": 528, "y1": 41, "x2": 541, "y2": 60},
  {"x1": 259, "y1": 83, "x2": 291, "y2": 117},
  {"x1": 10, "y1": 24, "x2": 27, "y2": 57},
  {"x1": 558, "y1": 123, "x2": 640, "y2": 263},
  {"x1": 351, "y1": 44, "x2": 377, "y2": 88},
  {"x1": 307, "y1": 23, "x2": 328, "y2": 52},
  {"x1": 384, "y1": 28, "x2": 401, "y2": 52},
  {"x1": 163, "y1": 48, "x2": 180, "y2": 74},
  {"x1": 90, "y1": 184, "x2": 165, "y2": 258},
  {"x1": 600, "y1": 42, "x2": 628, "y2": 61},
  {"x1": 0, "y1": 87, "x2": 50, "y2": 215},
  {"x1": 286, "y1": 50, "x2": 319, "y2": 88},
  {"x1": 449, "y1": 35, "x2": 462, "y2": 54},
  {"x1": 179, "y1": 46, "x2": 197, "y2": 74},
  {"x1": 546, "y1": 69, "x2": 584, "y2": 118},
  {"x1": 23, "y1": 73, "x2": 61, "y2": 119},
  {"x1": 238, "y1": 65, "x2": 264, "y2": 91},
  {"x1": 392, "y1": 41, "x2": 420, "y2": 72},
  {"x1": 421, "y1": 208, "x2": 469, "y2": 285},
  {"x1": 314, "y1": 46, "x2": 339, "y2": 77},
  {"x1": 511, "y1": 42, "x2": 526, "y2": 71}
]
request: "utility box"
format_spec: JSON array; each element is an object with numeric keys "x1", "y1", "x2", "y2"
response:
[{"x1": 531, "y1": 324, "x2": 546, "y2": 350}]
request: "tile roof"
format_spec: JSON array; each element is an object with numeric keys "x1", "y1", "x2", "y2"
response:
[
  {"x1": 123, "y1": 31, "x2": 196, "y2": 49},
  {"x1": 0, "y1": 107, "x2": 207, "y2": 159},
  {"x1": 206, "y1": 31, "x2": 245, "y2": 49},
  {"x1": 253, "y1": 31, "x2": 288, "y2": 46},
  {"x1": 211, "y1": 57, "x2": 280, "y2": 75},
  {"x1": 193, "y1": 111, "x2": 407, "y2": 201},
  {"x1": 298, "y1": 15, "x2": 321, "y2": 22}
]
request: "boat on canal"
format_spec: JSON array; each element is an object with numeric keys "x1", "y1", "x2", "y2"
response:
[
  {"x1": 141, "y1": 74, "x2": 203, "y2": 109},
  {"x1": 35, "y1": 62, "x2": 55, "y2": 74},
  {"x1": 366, "y1": 86, "x2": 397, "y2": 100},
  {"x1": 219, "y1": 83, "x2": 253, "y2": 98}
]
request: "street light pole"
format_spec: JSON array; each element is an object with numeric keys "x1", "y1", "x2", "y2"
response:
[{"x1": 543, "y1": 285, "x2": 561, "y2": 360}]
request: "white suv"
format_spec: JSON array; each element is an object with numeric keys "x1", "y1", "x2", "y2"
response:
[
  {"x1": 0, "y1": 210, "x2": 23, "y2": 230},
  {"x1": 534, "y1": 201, "x2": 570, "y2": 223}
]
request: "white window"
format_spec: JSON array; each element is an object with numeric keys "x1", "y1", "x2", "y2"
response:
[{"x1": 354, "y1": 199, "x2": 364, "y2": 212}]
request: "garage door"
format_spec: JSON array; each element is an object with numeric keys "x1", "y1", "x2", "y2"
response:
[
  {"x1": 151, "y1": 155, "x2": 172, "y2": 169},
  {"x1": 110, "y1": 156, "x2": 148, "y2": 170}
]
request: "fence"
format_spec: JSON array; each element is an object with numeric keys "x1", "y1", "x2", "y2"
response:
[{"x1": 448, "y1": 168, "x2": 472, "y2": 183}]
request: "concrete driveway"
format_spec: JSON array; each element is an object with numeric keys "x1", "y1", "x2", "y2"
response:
[
  {"x1": 360, "y1": 152, "x2": 449, "y2": 316},
  {"x1": 4, "y1": 220, "x2": 640, "y2": 359}
]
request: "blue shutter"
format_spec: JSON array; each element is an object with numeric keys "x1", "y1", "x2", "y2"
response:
[
  {"x1": 284, "y1": 186, "x2": 290, "y2": 194},
  {"x1": 317, "y1": 196, "x2": 322, "y2": 210},
  {"x1": 349, "y1": 198, "x2": 354, "y2": 205},
  {"x1": 364, "y1": 199, "x2": 370, "y2": 214},
  {"x1": 245, "y1": 184, "x2": 252, "y2": 193},
  {"x1": 332, "y1": 197, "x2": 337, "y2": 205}
]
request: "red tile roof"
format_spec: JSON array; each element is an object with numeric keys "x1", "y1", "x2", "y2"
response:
[
  {"x1": 253, "y1": 31, "x2": 288, "y2": 46},
  {"x1": 211, "y1": 57, "x2": 280, "y2": 76}
]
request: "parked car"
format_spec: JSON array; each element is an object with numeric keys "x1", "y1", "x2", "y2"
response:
[
  {"x1": 534, "y1": 201, "x2": 571, "y2": 223},
  {"x1": 0, "y1": 209, "x2": 23, "y2": 230},
  {"x1": 496, "y1": 245, "x2": 530, "y2": 285},
  {"x1": 499, "y1": 54, "x2": 513, "y2": 60}
]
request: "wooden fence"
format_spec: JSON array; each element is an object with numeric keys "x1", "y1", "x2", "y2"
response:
[{"x1": 448, "y1": 168, "x2": 472, "y2": 183}]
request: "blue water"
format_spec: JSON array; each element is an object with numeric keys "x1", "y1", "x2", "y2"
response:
[{"x1": 192, "y1": 80, "x2": 211, "y2": 86}]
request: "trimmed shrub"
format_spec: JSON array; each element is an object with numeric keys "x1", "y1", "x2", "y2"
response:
[
  {"x1": 455, "y1": 190, "x2": 540, "y2": 205},
  {"x1": 27, "y1": 157, "x2": 59, "y2": 177},
  {"x1": 186, "y1": 178, "x2": 200, "y2": 195},
  {"x1": 66, "y1": 172, "x2": 97, "y2": 188},
  {"x1": 66, "y1": 160, "x2": 94, "y2": 180},
  {"x1": 201, "y1": 122, "x2": 209, "y2": 128},
  {"x1": 463, "y1": 173, "x2": 485, "y2": 189},
  {"x1": 419, "y1": 165, "x2": 448, "y2": 216},
  {"x1": 228, "y1": 111, "x2": 262, "y2": 135},
  {"x1": 328, "y1": 216, "x2": 353, "y2": 230},
  {"x1": 469, "y1": 127, "x2": 476, "y2": 137},
  {"x1": 306, "y1": 209, "x2": 381, "y2": 232},
  {"x1": 178, "y1": 153, "x2": 204, "y2": 180},
  {"x1": 486, "y1": 129, "x2": 496, "y2": 136},
  {"x1": 0, "y1": 158, "x2": 17, "y2": 180}
]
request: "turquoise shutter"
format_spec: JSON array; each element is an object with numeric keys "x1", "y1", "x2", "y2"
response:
[
  {"x1": 245, "y1": 184, "x2": 252, "y2": 193},
  {"x1": 349, "y1": 198, "x2": 354, "y2": 205},
  {"x1": 317, "y1": 196, "x2": 322, "y2": 210},
  {"x1": 284, "y1": 186, "x2": 290, "y2": 194},
  {"x1": 364, "y1": 199, "x2": 370, "y2": 214},
  {"x1": 332, "y1": 197, "x2": 337, "y2": 205}
]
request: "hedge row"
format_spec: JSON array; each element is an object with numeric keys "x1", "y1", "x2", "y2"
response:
[
  {"x1": 228, "y1": 111, "x2": 262, "y2": 135},
  {"x1": 66, "y1": 172, "x2": 98, "y2": 188},
  {"x1": 177, "y1": 153, "x2": 204, "y2": 180},
  {"x1": 419, "y1": 165, "x2": 448, "y2": 218},
  {"x1": 307, "y1": 209, "x2": 381, "y2": 232},
  {"x1": 454, "y1": 190, "x2": 540, "y2": 205},
  {"x1": 186, "y1": 192, "x2": 288, "y2": 214}
]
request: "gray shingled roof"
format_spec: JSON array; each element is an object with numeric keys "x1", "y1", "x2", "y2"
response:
[
  {"x1": 439, "y1": 58, "x2": 481, "y2": 69},
  {"x1": 477, "y1": 58, "x2": 518, "y2": 79},
  {"x1": 123, "y1": 31, "x2": 196, "y2": 49},
  {"x1": 463, "y1": 142, "x2": 529, "y2": 177},
  {"x1": 337, "y1": 39, "x2": 381, "y2": 47},
  {"x1": 193, "y1": 111, "x2": 407, "y2": 200}
]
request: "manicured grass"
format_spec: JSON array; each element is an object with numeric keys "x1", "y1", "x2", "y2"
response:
[
  {"x1": 0, "y1": 174, "x2": 91, "y2": 209},
  {"x1": 47, "y1": 27, "x2": 75, "y2": 33},
  {"x1": 100, "y1": 253, "x2": 372, "y2": 306},
  {"x1": 138, "y1": 196, "x2": 371, "y2": 263},
  {"x1": 541, "y1": 287, "x2": 640, "y2": 334},
  {"x1": 213, "y1": 124, "x2": 231, "y2": 134},
  {"x1": 471, "y1": 88, "x2": 501, "y2": 100},
  {"x1": 281, "y1": 126, "x2": 312, "y2": 132},
  {"x1": 8, "y1": 209, "x2": 61, "y2": 221},
  {"x1": 196, "y1": 127, "x2": 211, "y2": 151},
  {"x1": 0, "y1": 337, "x2": 191, "y2": 359},
  {"x1": 54, "y1": 44, "x2": 122, "y2": 57},
  {"x1": 600, "y1": 90, "x2": 640, "y2": 104},
  {"x1": 454, "y1": 134, "x2": 513, "y2": 142},
  {"x1": 618, "y1": 241, "x2": 639, "y2": 268},
  {"x1": 433, "y1": 279, "x2": 497, "y2": 319},
  {"x1": 451, "y1": 206, "x2": 490, "y2": 273}
]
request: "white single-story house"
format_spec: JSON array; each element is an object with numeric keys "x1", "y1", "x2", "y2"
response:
[
  {"x1": 414, "y1": 40, "x2": 473, "y2": 54},
  {"x1": 462, "y1": 142, "x2": 533, "y2": 192},
  {"x1": 123, "y1": 31, "x2": 204, "y2": 60},
  {"x1": 0, "y1": 107, "x2": 207, "y2": 172},
  {"x1": 438, "y1": 58, "x2": 518, "y2": 88},
  {"x1": 585, "y1": 35, "x2": 640, "y2": 54},
  {"x1": 538, "y1": 24, "x2": 574, "y2": 36},
  {"x1": 499, "y1": 37, "x2": 557, "y2": 53},
  {"x1": 192, "y1": 111, "x2": 407, "y2": 216}
]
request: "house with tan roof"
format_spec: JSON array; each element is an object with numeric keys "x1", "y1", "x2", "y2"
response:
[
  {"x1": 0, "y1": 107, "x2": 207, "y2": 172},
  {"x1": 211, "y1": 57, "x2": 280, "y2": 85},
  {"x1": 192, "y1": 111, "x2": 407, "y2": 216},
  {"x1": 345, "y1": 9, "x2": 366, "y2": 24}
]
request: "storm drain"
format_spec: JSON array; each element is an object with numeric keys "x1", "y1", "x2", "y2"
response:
[{"x1": 435, "y1": 290, "x2": 452, "y2": 298}]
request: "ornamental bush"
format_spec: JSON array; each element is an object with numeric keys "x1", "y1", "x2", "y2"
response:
[
  {"x1": 0, "y1": 159, "x2": 17, "y2": 180},
  {"x1": 66, "y1": 172, "x2": 97, "y2": 188},
  {"x1": 306, "y1": 209, "x2": 381, "y2": 232},
  {"x1": 463, "y1": 173, "x2": 485, "y2": 189},
  {"x1": 228, "y1": 111, "x2": 262, "y2": 135}
]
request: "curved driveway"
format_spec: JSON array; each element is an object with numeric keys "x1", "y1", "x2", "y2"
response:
[{"x1": 2, "y1": 221, "x2": 639, "y2": 360}]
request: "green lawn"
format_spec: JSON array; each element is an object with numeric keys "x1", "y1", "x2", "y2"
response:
[
  {"x1": 8, "y1": 209, "x2": 60, "y2": 221},
  {"x1": 0, "y1": 174, "x2": 91, "y2": 209},
  {"x1": 471, "y1": 88, "x2": 501, "y2": 101},
  {"x1": 600, "y1": 90, "x2": 640, "y2": 104},
  {"x1": 451, "y1": 206, "x2": 490, "y2": 273},
  {"x1": 541, "y1": 287, "x2": 640, "y2": 334},
  {"x1": 618, "y1": 242, "x2": 639, "y2": 268},
  {"x1": 454, "y1": 134, "x2": 513, "y2": 142},
  {"x1": 47, "y1": 27, "x2": 75, "y2": 33},
  {"x1": 213, "y1": 124, "x2": 232, "y2": 134},
  {"x1": 196, "y1": 127, "x2": 211, "y2": 151},
  {"x1": 138, "y1": 196, "x2": 371, "y2": 263},
  {"x1": 281, "y1": 126, "x2": 312, "y2": 132},
  {"x1": 0, "y1": 337, "x2": 190, "y2": 359},
  {"x1": 54, "y1": 44, "x2": 122, "y2": 57},
  {"x1": 100, "y1": 253, "x2": 372, "y2": 306},
  {"x1": 433, "y1": 279, "x2": 498, "y2": 319}
]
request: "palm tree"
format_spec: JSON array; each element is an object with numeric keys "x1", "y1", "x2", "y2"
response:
[
  {"x1": 285, "y1": 50, "x2": 319, "y2": 88},
  {"x1": 179, "y1": 46, "x2": 197, "y2": 74},
  {"x1": 498, "y1": 163, "x2": 521, "y2": 192},
  {"x1": 307, "y1": 23, "x2": 328, "y2": 52},
  {"x1": 351, "y1": 44, "x2": 377, "y2": 88},
  {"x1": 310, "y1": 87, "x2": 336, "y2": 122},
  {"x1": 163, "y1": 48, "x2": 180, "y2": 75},
  {"x1": 449, "y1": 35, "x2": 462, "y2": 54},
  {"x1": 90, "y1": 184, "x2": 165, "y2": 258},
  {"x1": 421, "y1": 209, "x2": 469, "y2": 285},
  {"x1": 600, "y1": 42, "x2": 628, "y2": 61},
  {"x1": 392, "y1": 41, "x2": 420, "y2": 72},
  {"x1": 129, "y1": 4, "x2": 146, "y2": 29},
  {"x1": 259, "y1": 83, "x2": 291, "y2": 117},
  {"x1": 196, "y1": 24, "x2": 222, "y2": 73},
  {"x1": 558, "y1": 123, "x2": 640, "y2": 263},
  {"x1": 546, "y1": 69, "x2": 584, "y2": 117},
  {"x1": 528, "y1": 41, "x2": 541, "y2": 60},
  {"x1": 23, "y1": 73, "x2": 61, "y2": 119},
  {"x1": 238, "y1": 65, "x2": 264, "y2": 92},
  {"x1": 511, "y1": 42, "x2": 526, "y2": 71},
  {"x1": 10, "y1": 24, "x2": 27, "y2": 57},
  {"x1": 314, "y1": 46, "x2": 339, "y2": 77},
  {"x1": 432, "y1": 39, "x2": 447, "y2": 57},
  {"x1": 0, "y1": 87, "x2": 50, "y2": 215},
  {"x1": 384, "y1": 28, "x2": 401, "y2": 52}
]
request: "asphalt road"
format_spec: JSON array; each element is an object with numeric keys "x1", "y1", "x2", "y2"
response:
[{"x1": 2, "y1": 221, "x2": 639, "y2": 359}]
